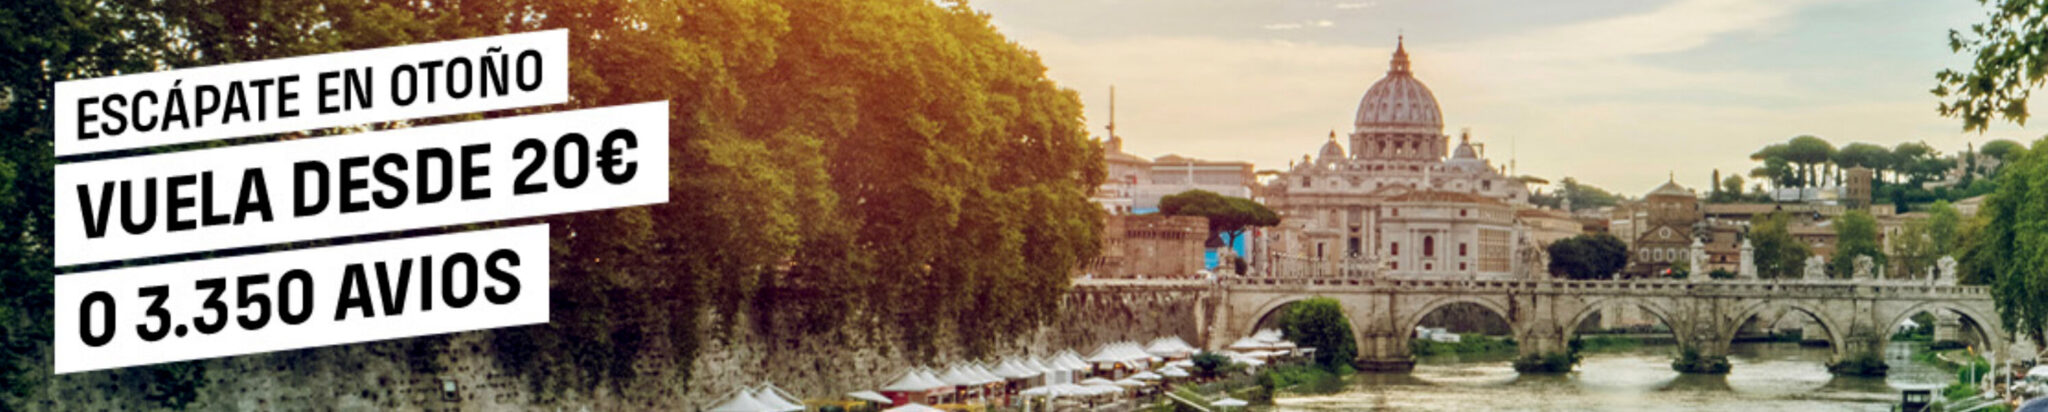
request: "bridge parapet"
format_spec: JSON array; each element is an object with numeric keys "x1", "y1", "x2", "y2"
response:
[
  {"x1": 1211, "y1": 276, "x2": 1990, "y2": 300},
  {"x1": 1072, "y1": 274, "x2": 2000, "y2": 377}
]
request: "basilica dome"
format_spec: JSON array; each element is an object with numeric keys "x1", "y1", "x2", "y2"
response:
[
  {"x1": 1354, "y1": 38, "x2": 1443, "y2": 132},
  {"x1": 1317, "y1": 131, "x2": 1345, "y2": 162}
]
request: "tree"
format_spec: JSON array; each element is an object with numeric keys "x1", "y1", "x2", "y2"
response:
[
  {"x1": 1836, "y1": 142, "x2": 1894, "y2": 186},
  {"x1": 1710, "y1": 174, "x2": 1750, "y2": 203},
  {"x1": 1892, "y1": 220, "x2": 1937, "y2": 280},
  {"x1": 1970, "y1": 138, "x2": 2048, "y2": 346},
  {"x1": 1190, "y1": 351, "x2": 1232, "y2": 379},
  {"x1": 1160, "y1": 189, "x2": 1279, "y2": 249},
  {"x1": 1748, "y1": 212, "x2": 1810, "y2": 279},
  {"x1": 1554, "y1": 177, "x2": 1622, "y2": 211},
  {"x1": 1983, "y1": 139, "x2": 2025, "y2": 162},
  {"x1": 1934, "y1": 0, "x2": 2048, "y2": 132},
  {"x1": 1278, "y1": 297, "x2": 1357, "y2": 372},
  {"x1": 1893, "y1": 142, "x2": 1944, "y2": 185},
  {"x1": 1545, "y1": 233, "x2": 1628, "y2": 280},
  {"x1": 1785, "y1": 136, "x2": 1836, "y2": 188},
  {"x1": 7, "y1": 0, "x2": 1114, "y2": 403},
  {"x1": 1831, "y1": 210, "x2": 1884, "y2": 278}
]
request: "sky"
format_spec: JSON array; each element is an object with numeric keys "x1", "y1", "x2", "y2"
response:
[{"x1": 971, "y1": 0, "x2": 2038, "y2": 196}]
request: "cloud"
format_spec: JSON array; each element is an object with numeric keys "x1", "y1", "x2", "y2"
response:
[
  {"x1": 1334, "y1": 2, "x2": 1377, "y2": 10},
  {"x1": 1263, "y1": 19, "x2": 1336, "y2": 31}
]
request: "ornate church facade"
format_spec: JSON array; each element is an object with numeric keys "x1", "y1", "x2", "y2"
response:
[{"x1": 1258, "y1": 38, "x2": 1557, "y2": 279}]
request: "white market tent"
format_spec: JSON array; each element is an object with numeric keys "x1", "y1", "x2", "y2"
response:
[
  {"x1": 1145, "y1": 336, "x2": 1198, "y2": 358},
  {"x1": 993, "y1": 358, "x2": 1042, "y2": 380},
  {"x1": 1055, "y1": 350, "x2": 1090, "y2": 370},
  {"x1": 1157, "y1": 365, "x2": 1191, "y2": 378},
  {"x1": 881, "y1": 368, "x2": 947, "y2": 392},
  {"x1": 706, "y1": 390, "x2": 772, "y2": 412},
  {"x1": 970, "y1": 363, "x2": 1003, "y2": 384},
  {"x1": 755, "y1": 383, "x2": 805, "y2": 411},
  {"x1": 938, "y1": 365, "x2": 981, "y2": 387},
  {"x1": 750, "y1": 388, "x2": 804, "y2": 412},
  {"x1": 1129, "y1": 371, "x2": 1163, "y2": 381},
  {"x1": 848, "y1": 390, "x2": 894, "y2": 405}
]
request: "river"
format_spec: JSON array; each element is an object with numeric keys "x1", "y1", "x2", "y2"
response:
[{"x1": 1275, "y1": 341, "x2": 1953, "y2": 411}]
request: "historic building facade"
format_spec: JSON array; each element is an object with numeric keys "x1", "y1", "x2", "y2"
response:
[{"x1": 1259, "y1": 38, "x2": 1549, "y2": 279}]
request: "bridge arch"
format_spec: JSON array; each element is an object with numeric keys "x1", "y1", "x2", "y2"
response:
[
  {"x1": 1879, "y1": 300, "x2": 2004, "y2": 351},
  {"x1": 1723, "y1": 300, "x2": 1847, "y2": 357},
  {"x1": 1399, "y1": 295, "x2": 1523, "y2": 343},
  {"x1": 1562, "y1": 296, "x2": 1685, "y2": 344},
  {"x1": 1237, "y1": 294, "x2": 1370, "y2": 350}
]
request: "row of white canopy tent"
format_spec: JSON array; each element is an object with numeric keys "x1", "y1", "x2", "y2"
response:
[
  {"x1": 1226, "y1": 328, "x2": 1300, "y2": 352},
  {"x1": 851, "y1": 336, "x2": 1203, "y2": 409},
  {"x1": 1145, "y1": 336, "x2": 1200, "y2": 359},
  {"x1": 1085, "y1": 341, "x2": 1157, "y2": 370},
  {"x1": 706, "y1": 383, "x2": 807, "y2": 412}
]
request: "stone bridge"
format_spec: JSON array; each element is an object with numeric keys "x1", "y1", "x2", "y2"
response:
[{"x1": 1073, "y1": 276, "x2": 2003, "y2": 374}]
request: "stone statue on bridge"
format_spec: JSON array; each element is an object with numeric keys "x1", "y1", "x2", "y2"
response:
[
  {"x1": 1937, "y1": 256, "x2": 1958, "y2": 286},
  {"x1": 1689, "y1": 238, "x2": 1707, "y2": 282},
  {"x1": 1738, "y1": 239, "x2": 1757, "y2": 280},
  {"x1": 1852, "y1": 255, "x2": 1875, "y2": 280},
  {"x1": 1803, "y1": 255, "x2": 1827, "y2": 281}
]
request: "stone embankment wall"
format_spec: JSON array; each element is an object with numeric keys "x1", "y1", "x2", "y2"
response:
[{"x1": 39, "y1": 283, "x2": 1210, "y2": 411}]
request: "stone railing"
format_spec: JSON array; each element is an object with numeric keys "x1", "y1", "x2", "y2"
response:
[
  {"x1": 1211, "y1": 276, "x2": 1992, "y2": 299},
  {"x1": 1257, "y1": 255, "x2": 1382, "y2": 278}
]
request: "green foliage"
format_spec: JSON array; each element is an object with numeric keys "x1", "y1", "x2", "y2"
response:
[
  {"x1": 1706, "y1": 268, "x2": 1735, "y2": 279},
  {"x1": 1279, "y1": 297, "x2": 1358, "y2": 371},
  {"x1": 134, "y1": 361, "x2": 206, "y2": 409},
  {"x1": 1934, "y1": 0, "x2": 2048, "y2": 132},
  {"x1": 1574, "y1": 335, "x2": 1642, "y2": 353},
  {"x1": 1512, "y1": 352, "x2": 1579, "y2": 373},
  {"x1": 1825, "y1": 210, "x2": 1884, "y2": 278},
  {"x1": 1530, "y1": 177, "x2": 1622, "y2": 211},
  {"x1": 1983, "y1": 139, "x2": 2025, "y2": 161},
  {"x1": 1410, "y1": 334, "x2": 1516, "y2": 357},
  {"x1": 1972, "y1": 138, "x2": 2048, "y2": 346},
  {"x1": 1747, "y1": 212, "x2": 1810, "y2": 279},
  {"x1": 1896, "y1": 201, "x2": 1965, "y2": 280},
  {"x1": 1191, "y1": 351, "x2": 1231, "y2": 379},
  {"x1": 1827, "y1": 352, "x2": 1888, "y2": 376},
  {"x1": 1159, "y1": 189, "x2": 1278, "y2": 249},
  {"x1": 1255, "y1": 364, "x2": 1348, "y2": 396},
  {"x1": 1671, "y1": 348, "x2": 1731, "y2": 374},
  {"x1": 3, "y1": 0, "x2": 1109, "y2": 404},
  {"x1": 1545, "y1": 233, "x2": 1628, "y2": 279}
]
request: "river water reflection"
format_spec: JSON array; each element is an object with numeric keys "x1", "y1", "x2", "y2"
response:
[{"x1": 1277, "y1": 342, "x2": 1951, "y2": 411}]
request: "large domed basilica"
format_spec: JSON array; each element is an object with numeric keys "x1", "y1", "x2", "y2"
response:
[{"x1": 1259, "y1": 38, "x2": 1557, "y2": 279}]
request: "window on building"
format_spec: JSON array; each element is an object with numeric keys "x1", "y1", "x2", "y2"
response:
[
  {"x1": 1460, "y1": 209, "x2": 1468, "y2": 217},
  {"x1": 1347, "y1": 237, "x2": 1361, "y2": 256},
  {"x1": 1302, "y1": 177, "x2": 1311, "y2": 187},
  {"x1": 1484, "y1": 180, "x2": 1493, "y2": 191},
  {"x1": 1316, "y1": 243, "x2": 1325, "y2": 259},
  {"x1": 1425, "y1": 263, "x2": 1433, "y2": 271},
  {"x1": 1391, "y1": 242, "x2": 1400, "y2": 256},
  {"x1": 1424, "y1": 236, "x2": 1435, "y2": 257},
  {"x1": 1460, "y1": 262, "x2": 1468, "y2": 271},
  {"x1": 1459, "y1": 243, "x2": 1468, "y2": 257},
  {"x1": 1392, "y1": 262, "x2": 1399, "y2": 270}
]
